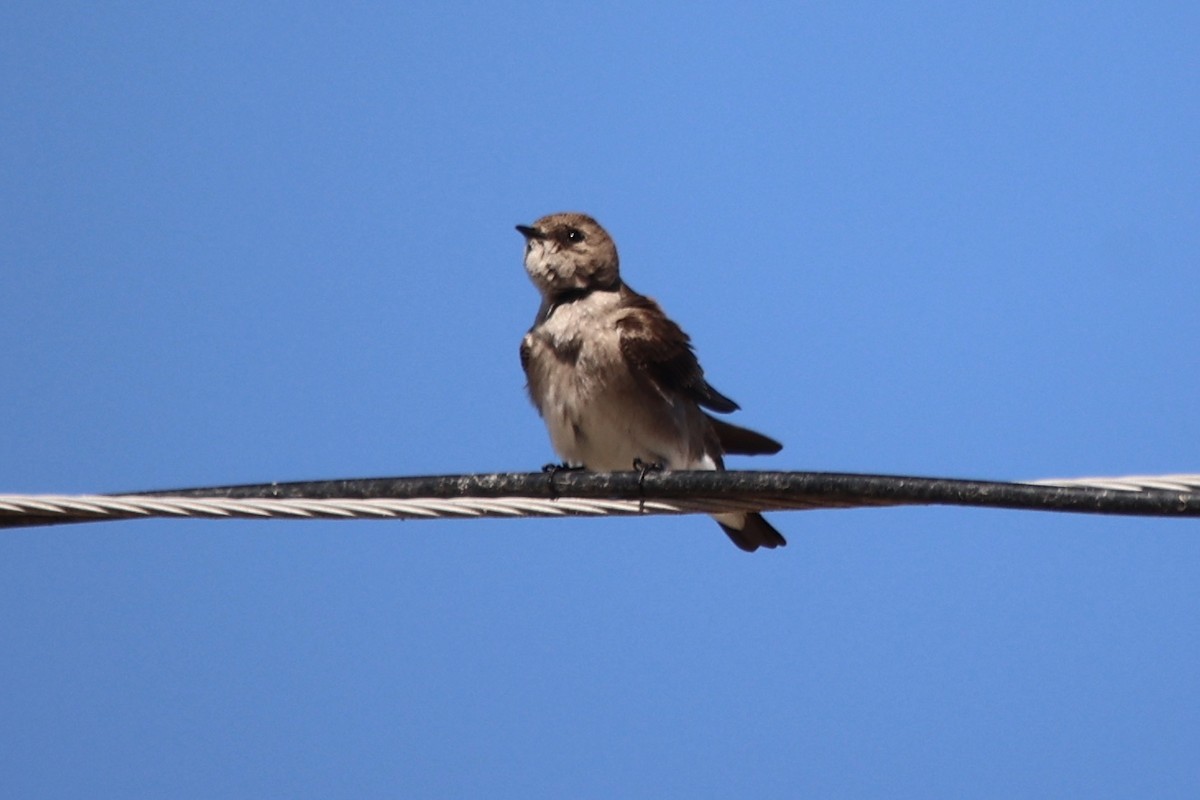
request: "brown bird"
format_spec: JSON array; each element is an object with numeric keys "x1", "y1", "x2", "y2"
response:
[{"x1": 516, "y1": 212, "x2": 785, "y2": 552}]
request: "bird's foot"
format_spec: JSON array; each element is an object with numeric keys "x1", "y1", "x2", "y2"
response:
[
  {"x1": 541, "y1": 462, "x2": 584, "y2": 474},
  {"x1": 632, "y1": 458, "x2": 665, "y2": 513},
  {"x1": 542, "y1": 462, "x2": 584, "y2": 497},
  {"x1": 631, "y1": 458, "x2": 665, "y2": 493}
]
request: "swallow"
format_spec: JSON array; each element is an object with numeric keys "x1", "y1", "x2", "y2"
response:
[{"x1": 517, "y1": 212, "x2": 785, "y2": 552}]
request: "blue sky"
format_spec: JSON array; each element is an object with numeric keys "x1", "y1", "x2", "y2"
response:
[{"x1": 2, "y1": 2, "x2": 1198, "y2": 797}]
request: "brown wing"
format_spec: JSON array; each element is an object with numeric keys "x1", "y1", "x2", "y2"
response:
[{"x1": 615, "y1": 291, "x2": 739, "y2": 413}]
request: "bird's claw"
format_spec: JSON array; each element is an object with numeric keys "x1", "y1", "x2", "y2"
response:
[
  {"x1": 541, "y1": 462, "x2": 583, "y2": 474},
  {"x1": 542, "y1": 462, "x2": 584, "y2": 497},
  {"x1": 632, "y1": 458, "x2": 665, "y2": 493}
]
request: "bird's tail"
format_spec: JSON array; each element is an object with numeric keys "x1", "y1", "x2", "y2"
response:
[{"x1": 714, "y1": 512, "x2": 787, "y2": 552}]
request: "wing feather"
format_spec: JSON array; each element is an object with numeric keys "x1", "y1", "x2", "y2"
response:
[{"x1": 615, "y1": 293, "x2": 739, "y2": 414}]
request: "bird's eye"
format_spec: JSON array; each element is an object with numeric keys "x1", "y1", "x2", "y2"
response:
[{"x1": 565, "y1": 228, "x2": 585, "y2": 243}]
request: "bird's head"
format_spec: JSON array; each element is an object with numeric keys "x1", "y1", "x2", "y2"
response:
[{"x1": 515, "y1": 212, "x2": 620, "y2": 298}]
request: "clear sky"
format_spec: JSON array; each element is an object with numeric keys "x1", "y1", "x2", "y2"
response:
[{"x1": 2, "y1": 2, "x2": 1198, "y2": 797}]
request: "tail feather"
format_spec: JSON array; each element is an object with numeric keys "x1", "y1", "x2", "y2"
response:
[{"x1": 715, "y1": 512, "x2": 787, "y2": 552}]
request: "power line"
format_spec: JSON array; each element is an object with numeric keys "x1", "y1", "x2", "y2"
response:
[{"x1": 1, "y1": 470, "x2": 1198, "y2": 530}]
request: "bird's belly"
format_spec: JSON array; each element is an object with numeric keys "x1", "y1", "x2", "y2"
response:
[{"x1": 541, "y1": 372, "x2": 704, "y2": 472}]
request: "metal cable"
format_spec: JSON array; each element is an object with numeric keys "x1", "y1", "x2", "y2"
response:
[{"x1": 1, "y1": 470, "x2": 1198, "y2": 530}]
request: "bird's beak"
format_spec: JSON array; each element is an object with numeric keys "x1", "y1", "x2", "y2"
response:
[{"x1": 515, "y1": 224, "x2": 545, "y2": 240}]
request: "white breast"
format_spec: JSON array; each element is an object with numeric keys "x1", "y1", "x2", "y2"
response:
[{"x1": 525, "y1": 292, "x2": 709, "y2": 472}]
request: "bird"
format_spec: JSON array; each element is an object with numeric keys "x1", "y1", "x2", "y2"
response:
[{"x1": 516, "y1": 212, "x2": 786, "y2": 552}]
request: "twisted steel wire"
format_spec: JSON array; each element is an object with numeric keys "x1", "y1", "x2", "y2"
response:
[{"x1": 1, "y1": 470, "x2": 1198, "y2": 530}]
